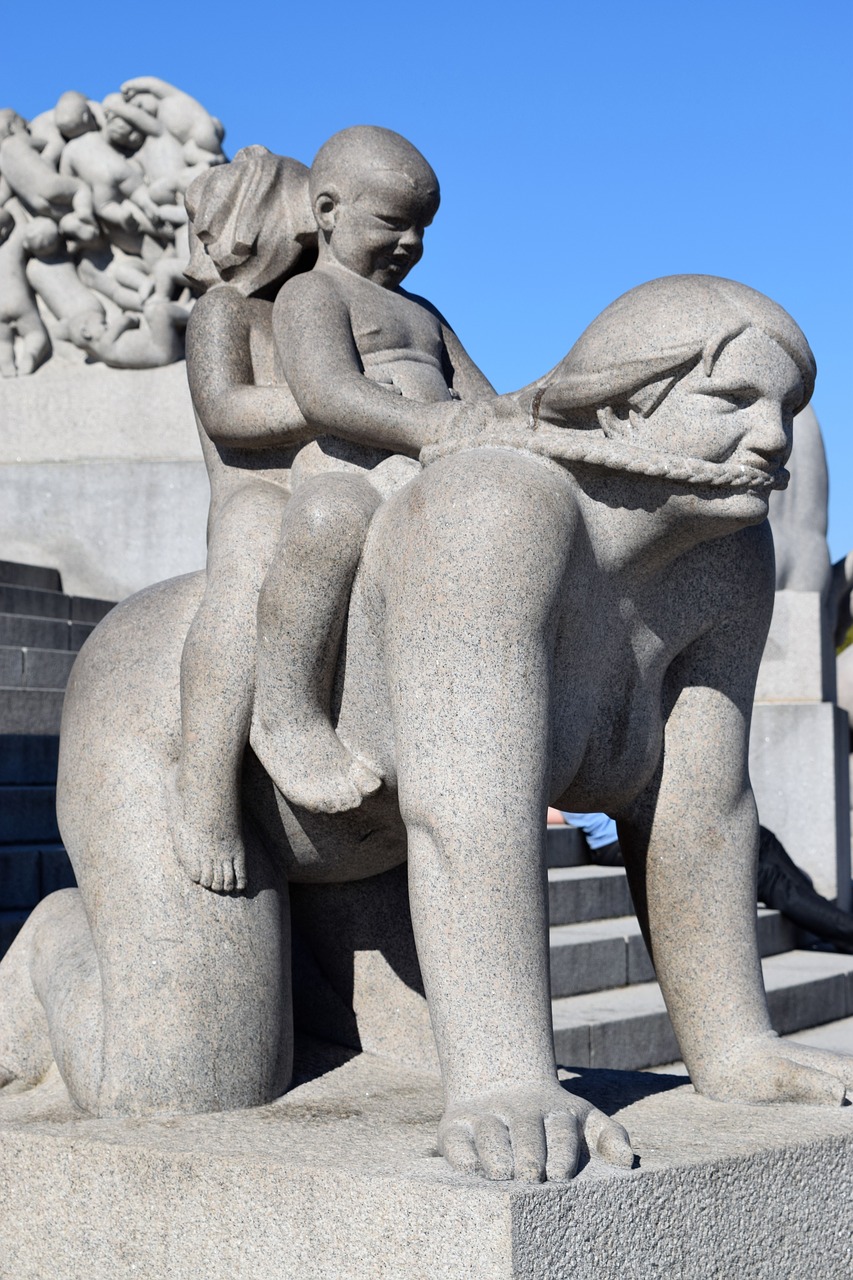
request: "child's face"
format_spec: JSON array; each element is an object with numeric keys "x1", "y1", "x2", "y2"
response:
[
  {"x1": 322, "y1": 170, "x2": 437, "y2": 288},
  {"x1": 105, "y1": 113, "x2": 143, "y2": 152}
]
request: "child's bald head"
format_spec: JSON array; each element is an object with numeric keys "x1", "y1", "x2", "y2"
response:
[{"x1": 309, "y1": 126, "x2": 439, "y2": 217}]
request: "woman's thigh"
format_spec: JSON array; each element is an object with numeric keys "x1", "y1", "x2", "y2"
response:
[{"x1": 58, "y1": 575, "x2": 292, "y2": 1114}]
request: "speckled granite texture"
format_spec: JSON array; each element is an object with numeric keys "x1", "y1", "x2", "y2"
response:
[{"x1": 1, "y1": 1051, "x2": 852, "y2": 1279}]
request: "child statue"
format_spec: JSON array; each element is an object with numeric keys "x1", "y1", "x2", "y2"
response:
[
  {"x1": 250, "y1": 126, "x2": 498, "y2": 815},
  {"x1": 173, "y1": 128, "x2": 501, "y2": 892}
]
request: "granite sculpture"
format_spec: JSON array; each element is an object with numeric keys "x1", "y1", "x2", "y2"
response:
[
  {"x1": 0, "y1": 78, "x2": 225, "y2": 375},
  {"x1": 2, "y1": 128, "x2": 853, "y2": 1187},
  {"x1": 751, "y1": 407, "x2": 853, "y2": 904}
]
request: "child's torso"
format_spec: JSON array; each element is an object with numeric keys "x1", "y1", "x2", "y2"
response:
[{"x1": 331, "y1": 271, "x2": 454, "y2": 405}]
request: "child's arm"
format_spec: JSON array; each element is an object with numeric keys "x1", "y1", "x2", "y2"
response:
[
  {"x1": 439, "y1": 323, "x2": 497, "y2": 401},
  {"x1": 186, "y1": 287, "x2": 311, "y2": 450},
  {"x1": 275, "y1": 273, "x2": 503, "y2": 457},
  {"x1": 102, "y1": 94, "x2": 162, "y2": 138},
  {"x1": 403, "y1": 290, "x2": 497, "y2": 402}
]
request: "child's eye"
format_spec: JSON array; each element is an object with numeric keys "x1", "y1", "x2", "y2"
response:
[{"x1": 376, "y1": 216, "x2": 407, "y2": 230}]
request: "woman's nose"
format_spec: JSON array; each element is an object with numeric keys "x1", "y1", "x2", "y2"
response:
[{"x1": 744, "y1": 404, "x2": 791, "y2": 465}]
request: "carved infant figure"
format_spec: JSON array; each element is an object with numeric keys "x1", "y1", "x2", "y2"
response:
[
  {"x1": 174, "y1": 129, "x2": 498, "y2": 893},
  {"x1": 249, "y1": 126, "x2": 497, "y2": 820},
  {"x1": 0, "y1": 209, "x2": 51, "y2": 377}
]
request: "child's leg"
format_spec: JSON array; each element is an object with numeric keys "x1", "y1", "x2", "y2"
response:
[
  {"x1": 16, "y1": 312, "x2": 50, "y2": 377},
  {"x1": 175, "y1": 480, "x2": 288, "y2": 891},
  {"x1": 251, "y1": 472, "x2": 382, "y2": 813},
  {"x1": 0, "y1": 322, "x2": 16, "y2": 377}
]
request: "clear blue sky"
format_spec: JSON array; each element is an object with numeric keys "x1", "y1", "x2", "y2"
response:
[{"x1": 6, "y1": 0, "x2": 852, "y2": 554}]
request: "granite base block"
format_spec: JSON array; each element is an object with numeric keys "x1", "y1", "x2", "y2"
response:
[
  {"x1": 754, "y1": 591, "x2": 836, "y2": 703},
  {"x1": 750, "y1": 700, "x2": 851, "y2": 906},
  {"x1": 0, "y1": 362, "x2": 208, "y2": 601},
  {"x1": 1, "y1": 1050, "x2": 852, "y2": 1279}
]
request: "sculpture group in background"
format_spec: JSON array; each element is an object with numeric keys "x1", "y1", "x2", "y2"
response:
[
  {"x1": 3, "y1": 127, "x2": 853, "y2": 1189},
  {"x1": 0, "y1": 78, "x2": 226, "y2": 376}
]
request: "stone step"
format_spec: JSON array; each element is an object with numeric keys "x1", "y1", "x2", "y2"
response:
[
  {"x1": 545, "y1": 824, "x2": 588, "y2": 868},
  {"x1": 552, "y1": 949, "x2": 853, "y2": 1070},
  {"x1": 0, "y1": 842, "x2": 74, "y2": 911},
  {"x1": 0, "y1": 783, "x2": 60, "y2": 843},
  {"x1": 548, "y1": 909, "x2": 800, "y2": 999},
  {"x1": 0, "y1": 646, "x2": 77, "y2": 691},
  {"x1": 548, "y1": 864, "x2": 633, "y2": 927},
  {"x1": 0, "y1": 585, "x2": 113, "y2": 624},
  {"x1": 0, "y1": 910, "x2": 29, "y2": 956},
  {"x1": 0, "y1": 561, "x2": 61, "y2": 592},
  {"x1": 0, "y1": 585, "x2": 70, "y2": 621},
  {"x1": 0, "y1": 734, "x2": 59, "y2": 784},
  {"x1": 0, "y1": 689, "x2": 65, "y2": 734},
  {"x1": 0, "y1": 613, "x2": 93, "y2": 652}
]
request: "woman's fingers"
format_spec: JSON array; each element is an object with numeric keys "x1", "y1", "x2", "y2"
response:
[
  {"x1": 471, "y1": 1115, "x2": 514, "y2": 1180},
  {"x1": 506, "y1": 1114, "x2": 548, "y2": 1182},
  {"x1": 584, "y1": 1108, "x2": 635, "y2": 1169},
  {"x1": 439, "y1": 1093, "x2": 635, "y2": 1181},
  {"x1": 438, "y1": 1120, "x2": 478, "y2": 1175},
  {"x1": 544, "y1": 1110, "x2": 581, "y2": 1181}
]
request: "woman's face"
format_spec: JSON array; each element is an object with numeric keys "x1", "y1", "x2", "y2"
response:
[{"x1": 636, "y1": 327, "x2": 802, "y2": 481}]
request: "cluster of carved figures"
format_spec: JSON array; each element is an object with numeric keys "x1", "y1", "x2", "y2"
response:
[{"x1": 0, "y1": 78, "x2": 226, "y2": 376}]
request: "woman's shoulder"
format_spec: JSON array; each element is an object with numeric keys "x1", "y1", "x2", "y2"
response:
[{"x1": 677, "y1": 519, "x2": 775, "y2": 629}]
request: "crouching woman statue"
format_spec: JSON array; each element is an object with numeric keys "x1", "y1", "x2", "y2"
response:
[{"x1": 0, "y1": 273, "x2": 850, "y2": 1184}]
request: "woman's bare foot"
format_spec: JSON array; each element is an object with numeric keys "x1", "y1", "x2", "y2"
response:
[
  {"x1": 438, "y1": 1080, "x2": 634, "y2": 1181},
  {"x1": 250, "y1": 712, "x2": 382, "y2": 814},
  {"x1": 695, "y1": 1031, "x2": 852, "y2": 1106},
  {"x1": 170, "y1": 777, "x2": 247, "y2": 893}
]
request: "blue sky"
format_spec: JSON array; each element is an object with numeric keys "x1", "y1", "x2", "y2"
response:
[{"x1": 6, "y1": 0, "x2": 852, "y2": 554}]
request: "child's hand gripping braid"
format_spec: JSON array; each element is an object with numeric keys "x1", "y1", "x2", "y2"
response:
[{"x1": 249, "y1": 126, "x2": 506, "y2": 813}]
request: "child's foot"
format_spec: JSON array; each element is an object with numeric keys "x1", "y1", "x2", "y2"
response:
[
  {"x1": 250, "y1": 714, "x2": 382, "y2": 814},
  {"x1": 170, "y1": 780, "x2": 247, "y2": 893},
  {"x1": 696, "y1": 1032, "x2": 853, "y2": 1106}
]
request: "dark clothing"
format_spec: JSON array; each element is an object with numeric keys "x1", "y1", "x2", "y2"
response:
[
  {"x1": 578, "y1": 820, "x2": 853, "y2": 952},
  {"x1": 757, "y1": 826, "x2": 853, "y2": 954}
]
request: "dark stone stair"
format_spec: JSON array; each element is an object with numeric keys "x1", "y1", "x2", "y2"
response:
[{"x1": 0, "y1": 561, "x2": 113, "y2": 955}]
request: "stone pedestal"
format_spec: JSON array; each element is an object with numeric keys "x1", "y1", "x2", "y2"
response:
[
  {"x1": 1, "y1": 1050, "x2": 852, "y2": 1280},
  {"x1": 0, "y1": 360, "x2": 208, "y2": 601},
  {"x1": 750, "y1": 591, "x2": 851, "y2": 906}
]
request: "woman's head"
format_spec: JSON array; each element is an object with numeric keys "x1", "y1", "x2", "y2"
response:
[
  {"x1": 535, "y1": 275, "x2": 815, "y2": 493},
  {"x1": 544, "y1": 275, "x2": 814, "y2": 419},
  {"x1": 185, "y1": 145, "x2": 317, "y2": 298}
]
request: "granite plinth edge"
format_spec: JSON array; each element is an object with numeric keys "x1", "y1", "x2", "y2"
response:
[{"x1": 1, "y1": 1049, "x2": 851, "y2": 1280}]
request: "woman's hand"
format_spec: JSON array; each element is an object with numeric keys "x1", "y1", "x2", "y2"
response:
[{"x1": 694, "y1": 1031, "x2": 853, "y2": 1106}]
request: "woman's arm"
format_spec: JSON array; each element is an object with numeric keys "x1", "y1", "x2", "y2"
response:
[
  {"x1": 617, "y1": 615, "x2": 773, "y2": 1083},
  {"x1": 186, "y1": 288, "x2": 312, "y2": 450},
  {"x1": 615, "y1": 530, "x2": 853, "y2": 1102}
]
